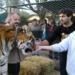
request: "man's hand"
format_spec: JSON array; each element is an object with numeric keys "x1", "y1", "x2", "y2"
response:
[
  {"x1": 41, "y1": 40, "x2": 49, "y2": 46},
  {"x1": 36, "y1": 46, "x2": 43, "y2": 51}
]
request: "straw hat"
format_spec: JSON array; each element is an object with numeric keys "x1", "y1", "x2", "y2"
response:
[{"x1": 28, "y1": 16, "x2": 40, "y2": 21}]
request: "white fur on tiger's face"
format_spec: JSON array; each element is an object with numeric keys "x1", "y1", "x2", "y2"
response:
[{"x1": 18, "y1": 40, "x2": 33, "y2": 55}]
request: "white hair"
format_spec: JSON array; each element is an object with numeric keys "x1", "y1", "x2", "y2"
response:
[{"x1": 5, "y1": 12, "x2": 20, "y2": 23}]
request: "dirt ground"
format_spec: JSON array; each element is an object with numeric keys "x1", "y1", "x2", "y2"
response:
[{"x1": 51, "y1": 70, "x2": 60, "y2": 75}]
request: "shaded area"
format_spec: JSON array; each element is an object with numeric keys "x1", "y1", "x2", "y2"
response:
[{"x1": 40, "y1": 0, "x2": 75, "y2": 13}]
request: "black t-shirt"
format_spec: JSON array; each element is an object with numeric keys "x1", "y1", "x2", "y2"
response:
[{"x1": 48, "y1": 23, "x2": 75, "y2": 44}]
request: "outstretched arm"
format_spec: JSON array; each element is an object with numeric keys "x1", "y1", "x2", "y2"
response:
[{"x1": 36, "y1": 35, "x2": 70, "y2": 52}]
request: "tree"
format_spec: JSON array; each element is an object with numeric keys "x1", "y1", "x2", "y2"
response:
[
  {"x1": 6, "y1": 0, "x2": 20, "y2": 13},
  {"x1": 24, "y1": 0, "x2": 48, "y2": 19},
  {"x1": 0, "y1": 0, "x2": 6, "y2": 13},
  {"x1": 2, "y1": 0, "x2": 49, "y2": 18}
]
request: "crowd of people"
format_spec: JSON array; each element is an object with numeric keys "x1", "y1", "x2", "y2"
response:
[
  {"x1": 0, "y1": 8, "x2": 75, "y2": 75},
  {"x1": 36, "y1": 9, "x2": 75, "y2": 75}
]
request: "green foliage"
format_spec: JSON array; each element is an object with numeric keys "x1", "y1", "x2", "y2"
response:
[
  {"x1": 20, "y1": 15, "x2": 28, "y2": 26},
  {"x1": 20, "y1": 11, "x2": 30, "y2": 26},
  {"x1": 0, "y1": 12, "x2": 7, "y2": 23}
]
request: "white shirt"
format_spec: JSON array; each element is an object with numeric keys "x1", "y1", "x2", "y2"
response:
[
  {"x1": 51, "y1": 31, "x2": 75, "y2": 75},
  {"x1": 39, "y1": 31, "x2": 75, "y2": 75},
  {"x1": 42, "y1": 24, "x2": 46, "y2": 39}
]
